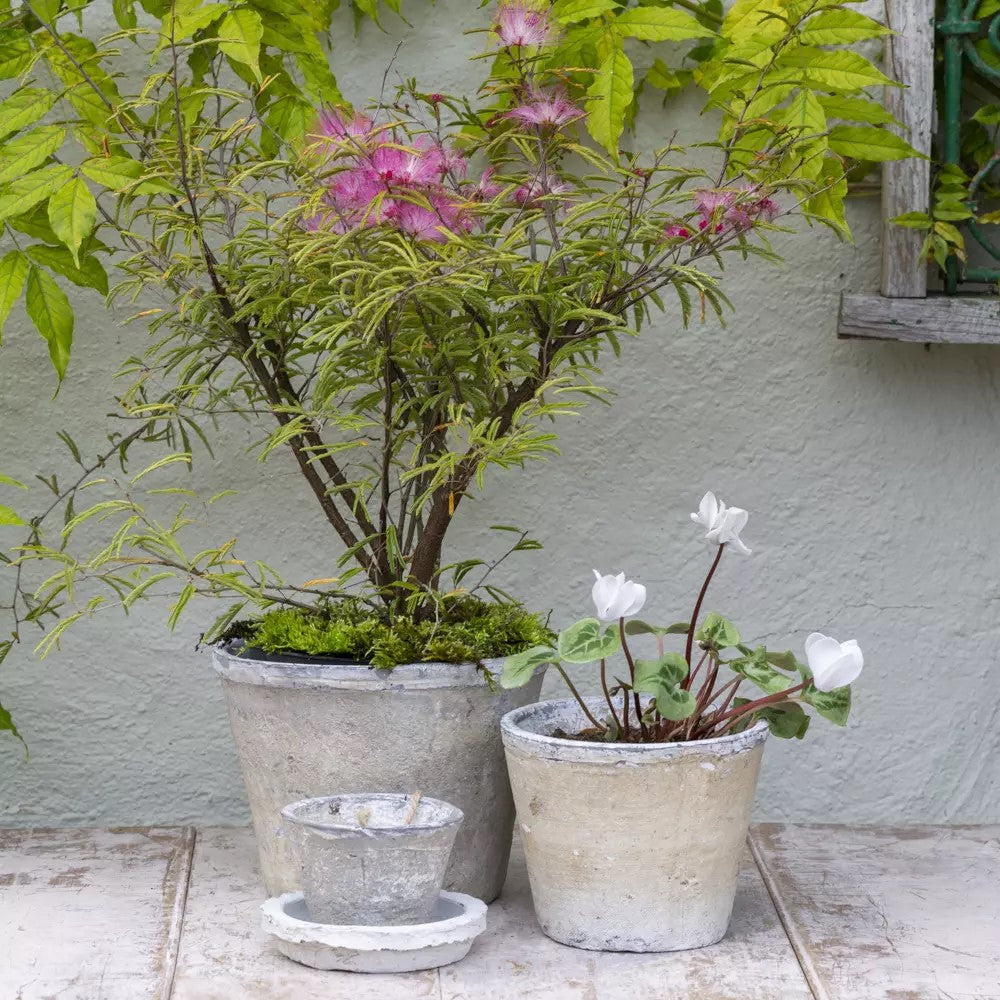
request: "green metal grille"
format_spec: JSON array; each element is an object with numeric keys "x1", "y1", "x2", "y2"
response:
[{"x1": 938, "y1": 0, "x2": 1000, "y2": 291}]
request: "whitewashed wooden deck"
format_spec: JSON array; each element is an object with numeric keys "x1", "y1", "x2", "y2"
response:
[{"x1": 1, "y1": 824, "x2": 997, "y2": 999}]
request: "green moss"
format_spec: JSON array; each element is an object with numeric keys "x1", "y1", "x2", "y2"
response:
[{"x1": 223, "y1": 597, "x2": 554, "y2": 669}]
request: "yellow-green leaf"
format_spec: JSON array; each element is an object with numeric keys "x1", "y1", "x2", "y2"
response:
[
  {"x1": 47, "y1": 176, "x2": 97, "y2": 265},
  {"x1": 0, "y1": 164, "x2": 74, "y2": 223},
  {"x1": 614, "y1": 7, "x2": 714, "y2": 41},
  {"x1": 806, "y1": 158, "x2": 850, "y2": 240},
  {"x1": 79, "y1": 155, "x2": 143, "y2": 190},
  {"x1": 0, "y1": 126, "x2": 66, "y2": 186},
  {"x1": 722, "y1": 0, "x2": 789, "y2": 44},
  {"x1": 25, "y1": 265, "x2": 73, "y2": 381},
  {"x1": 217, "y1": 8, "x2": 263, "y2": 82},
  {"x1": 798, "y1": 9, "x2": 890, "y2": 45},
  {"x1": 778, "y1": 49, "x2": 896, "y2": 92},
  {"x1": 0, "y1": 504, "x2": 26, "y2": 526},
  {"x1": 828, "y1": 125, "x2": 922, "y2": 161},
  {"x1": 0, "y1": 89, "x2": 57, "y2": 142},
  {"x1": 587, "y1": 44, "x2": 634, "y2": 156},
  {"x1": 552, "y1": 0, "x2": 617, "y2": 23},
  {"x1": 0, "y1": 249, "x2": 28, "y2": 344},
  {"x1": 817, "y1": 95, "x2": 897, "y2": 126}
]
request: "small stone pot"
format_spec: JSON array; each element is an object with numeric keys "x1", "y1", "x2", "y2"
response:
[
  {"x1": 211, "y1": 642, "x2": 545, "y2": 901},
  {"x1": 282, "y1": 794, "x2": 464, "y2": 926},
  {"x1": 501, "y1": 697, "x2": 769, "y2": 952}
]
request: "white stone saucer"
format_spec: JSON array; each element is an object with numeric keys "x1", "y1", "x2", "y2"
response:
[{"x1": 260, "y1": 891, "x2": 488, "y2": 973}]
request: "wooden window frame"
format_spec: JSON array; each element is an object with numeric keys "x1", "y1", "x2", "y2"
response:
[{"x1": 837, "y1": 0, "x2": 1000, "y2": 343}]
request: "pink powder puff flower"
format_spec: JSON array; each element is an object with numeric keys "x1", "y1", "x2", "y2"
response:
[
  {"x1": 753, "y1": 196, "x2": 780, "y2": 222},
  {"x1": 493, "y1": 0, "x2": 555, "y2": 48},
  {"x1": 664, "y1": 223, "x2": 691, "y2": 239},
  {"x1": 723, "y1": 205, "x2": 755, "y2": 232},
  {"x1": 472, "y1": 167, "x2": 503, "y2": 200},
  {"x1": 385, "y1": 194, "x2": 470, "y2": 242},
  {"x1": 513, "y1": 177, "x2": 570, "y2": 209},
  {"x1": 693, "y1": 188, "x2": 738, "y2": 217},
  {"x1": 505, "y1": 88, "x2": 582, "y2": 130},
  {"x1": 316, "y1": 108, "x2": 375, "y2": 141}
]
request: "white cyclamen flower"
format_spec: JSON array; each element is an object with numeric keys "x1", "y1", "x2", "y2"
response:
[
  {"x1": 690, "y1": 491, "x2": 752, "y2": 556},
  {"x1": 805, "y1": 633, "x2": 864, "y2": 692},
  {"x1": 591, "y1": 570, "x2": 646, "y2": 621}
]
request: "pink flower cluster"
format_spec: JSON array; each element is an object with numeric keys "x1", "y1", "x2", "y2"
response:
[
  {"x1": 664, "y1": 188, "x2": 780, "y2": 241},
  {"x1": 505, "y1": 87, "x2": 582, "y2": 130},
  {"x1": 493, "y1": 0, "x2": 555, "y2": 48},
  {"x1": 308, "y1": 109, "x2": 479, "y2": 242}
]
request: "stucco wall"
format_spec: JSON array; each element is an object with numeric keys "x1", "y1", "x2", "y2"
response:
[{"x1": 2, "y1": 1, "x2": 998, "y2": 827}]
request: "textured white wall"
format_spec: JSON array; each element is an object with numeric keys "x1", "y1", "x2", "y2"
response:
[{"x1": 2, "y1": 1, "x2": 998, "y2": 826}]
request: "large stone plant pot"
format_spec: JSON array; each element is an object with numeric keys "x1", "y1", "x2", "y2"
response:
[
  {"x1": 501, "y1": 697, "x2": 768, "y2": 952},
  {"x1": 213, "y1": 644, "x2": 544, "y2": 902}
]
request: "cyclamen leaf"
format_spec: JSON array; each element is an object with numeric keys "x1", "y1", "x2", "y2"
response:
[
  {"x1": 558, "y1": 618, "x2": 620, "y2": 663},
  {"x1": 798, "y1": 9, "x2": 890, "y2": 45},
  {"x1": 614, "y1": 7, "x2": 714, "y2": 42},
  {"x1": 25, "y1": 265, "x2": 73, "y2": 381},
  {"x1": 625, "y1": 619, "x2": 689, "y2": 637},
  {"x1": 0, "y1": 89, "x2": 57, "y2": 142},
  {"x1": 500, "y1": 645, "x2": 555, "y2": 687},
  {"x1": 587, "y1": 45, "x2": 634, "y2": 156},
  {"x1": 218, "y1": 8, "x2": 264, "y2": 81},
  {"x1": 652, "y1": 683, "x2": 697, "y2": 721},
  {"x1": 804, "y1": 684, "x2": 851, "y2": 726},
  {"x1": 0, "y1": 249, "x2": 29, "y2": 344},
  {"x1": 828, "y1": 126, "x2": 923, "y2": 162},
  {"x1": 633, "y1": 652, "x2": 688, "y2": 690},
  {"x1": 757, "y1": 702, "x2": 810, "y2": 739},
  {"x1": 47, "y1": 176, "x2": 97, "y2": 266}
]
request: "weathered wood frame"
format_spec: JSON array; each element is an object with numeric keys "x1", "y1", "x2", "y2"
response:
[{"x1": 837, "y1": 0, "x2": 1000, "y2": 343}]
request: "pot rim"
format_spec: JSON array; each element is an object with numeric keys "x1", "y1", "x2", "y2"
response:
[
  {"x1": 501, "y1": 696, "x2": 769, "y2": 762},
  {"x1": 211, "y1": 643, "x2": 519, "y2": 691},
  {"x1": 281, "y1": 793, "x2": 464, "y2": 836}
]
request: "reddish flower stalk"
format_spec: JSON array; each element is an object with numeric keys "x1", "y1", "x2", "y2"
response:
[{"x1": 684, "y1": 543, "x2": 725, "y2": 672}]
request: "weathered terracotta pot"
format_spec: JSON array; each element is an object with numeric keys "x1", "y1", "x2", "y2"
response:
[
  {"x1": 213, "y1": 642, "x2": 544, "y2": 902},
  {"x1": 501, "y1": 697, "x2": 768, "y2": 952}
]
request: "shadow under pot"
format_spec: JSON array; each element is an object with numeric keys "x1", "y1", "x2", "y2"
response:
[
  {"x1": 282, "y1": 794, "x2": 464, "y2": 925},
  {"x1": 211, "y1": 640, "x2": 545, "y2": 902},
  {"x1": 501, "y1": 697, "x2": 769, "y2": 953}
]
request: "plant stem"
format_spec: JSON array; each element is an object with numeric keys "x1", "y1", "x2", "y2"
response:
[
  {"x1": 619, "y1": 618, "x2": 647, "y2": 740},
  {"x1": 684, "y1": 543, "x2": 725, "y2": 669},
  {"x1": 600, "y1": 657, "x2": 622, "y2": 733},
  {"x1": 708, "y1": 681, "x2": 806, "y2": 736},
  {"x1": 553, "y1": 663, "x2": 606, "y2": 733}
]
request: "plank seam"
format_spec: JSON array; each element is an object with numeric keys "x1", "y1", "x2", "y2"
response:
[
  {"x1": 747, "y1": 827, "x2": 830, "y2": 1000},
  {"x1": 160, "y1": 825, "x2": 197, "y2": 1000}
]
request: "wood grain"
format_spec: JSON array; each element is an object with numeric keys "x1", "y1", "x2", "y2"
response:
[
  {"x1": 0, "y1": 825, "x2": 196, "y2": 1000},
  {"x1": 881, "y1": 0, "x2": 935, "y2": 298},
  {"x1": 750, "y1": 823, "x2": 1000, "y2": 1000},
  {"x1": 171, "y1": 827, "x2": 810, "y2": 1000},
  {"x1": 839, "y1": 292, "x2": 1000, "y2": 342}
]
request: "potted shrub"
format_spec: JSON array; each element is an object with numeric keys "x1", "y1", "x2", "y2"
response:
[
  {"x1": 0, "y1": 1, "x2": 903, "y2": 899},
  {"x1": 500, "y1": 492, "x2": 864, "y2": 951}
]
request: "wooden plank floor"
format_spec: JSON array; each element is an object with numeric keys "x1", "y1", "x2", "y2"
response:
[
  {"x1": 2, "y1": 824, "x2": 998, "y2": 1000},
  {"x1": 0, "y1": 826, "x2": 195, "y2": 1000}
]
